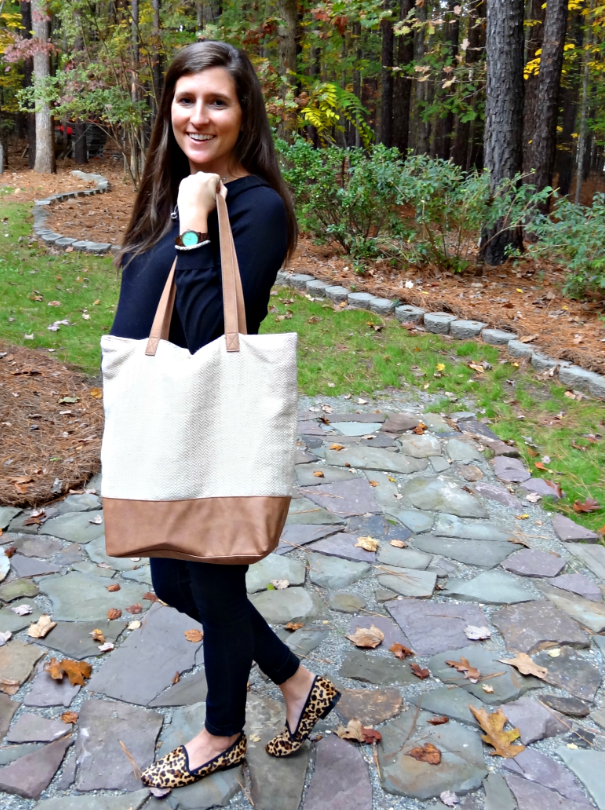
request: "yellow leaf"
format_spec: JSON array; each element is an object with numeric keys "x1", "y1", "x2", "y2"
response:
[
  {"x1": 468, "y1": 706, "x2": 525, "y2": 758},
  {"x1": 436, "y1": 363, "x2": 445, "y2": 372},
  {"x1": 355, "y1": 536, "x2": 379, "y2": 552}
]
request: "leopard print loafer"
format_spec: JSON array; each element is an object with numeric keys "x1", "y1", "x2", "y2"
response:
[
  {"x1": 265, "y1": 675, "x2": 340, "y2": 758},
  {"x1": 141, "y1": 731, "x2": 247, "y2": 789}
]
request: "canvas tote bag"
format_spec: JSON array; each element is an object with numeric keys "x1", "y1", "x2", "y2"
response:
[{"x1": 99, "y1": 188, "x2": 298, "y2": 564}]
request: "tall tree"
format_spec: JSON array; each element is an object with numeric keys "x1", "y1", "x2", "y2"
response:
[
  {"x1": 529, "y1": 0, "x2": 569, "y2": 204},
  {"x1": 32, "y1": 0, "x2": 54, "y2": 173},
  {"x1": 481, "y1": 0, "x2": 524, "y2": 265},
  {"x1": 556, "y1": 12, "x2": 583, "y2": 196},
  {"x1": 276, "y1": 0, "x2": 298, "y2": 138},
  {"x1": 412, "y1": 0, "x2": 430, "y2": 153},
  {"x1": 393, "y1": 0, "x2": 414, "y2": 153},
  {"x1": 522, "y1": 0, "x2": 546, "y2": 173},
  {"x1": 438, "y1": 0, "x2": 460, "y2": 159},
  {"x1": 152, "y1": 0, "x2": 163, "y2": 108},
  {"x1": 73, "y1": 32, "x2": 88, "y2": 164},
  {"x1": 451, "y1": 0, "x2": 485, "y2": 168},
  {"x1": 20, "y1": 0, "x2": 36, "y2": 169},
  {"x1": 379, "y1": 0, "x2": 396, "y2": 146}
]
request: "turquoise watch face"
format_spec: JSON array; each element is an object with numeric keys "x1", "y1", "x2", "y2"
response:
[{"x1": 182, "y1": 230, "x2": 200, "y2": 247}]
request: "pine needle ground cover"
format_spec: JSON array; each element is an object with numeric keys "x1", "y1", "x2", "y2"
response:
[{"x1": 0, "y1": 198, "x2": 603, "y2": 534}]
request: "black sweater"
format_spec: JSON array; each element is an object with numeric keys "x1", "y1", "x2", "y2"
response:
[{"x1": 110, "y1": 175, "x2": 288, "y2": 353}]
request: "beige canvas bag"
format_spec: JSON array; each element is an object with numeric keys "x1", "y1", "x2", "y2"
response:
[{"x1": 100, "y1": 189, "x2": 298, "y2": 564}]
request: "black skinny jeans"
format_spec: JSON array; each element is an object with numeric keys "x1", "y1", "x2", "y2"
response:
[{"x1": 150, "y1": 558, "x2": 300, "y2": 737}]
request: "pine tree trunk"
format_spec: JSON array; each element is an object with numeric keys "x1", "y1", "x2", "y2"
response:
[
  {"x1": 412, "y1": 0, "x2": 430, "y2": 153},
  {"x1": 277, "y1": 0, "x2": 298, "y2": 139},
  {"x1": 452, "y1": 0, "x2": 485, "y2": 167},
  {"x1": 529, "y1": 0, "x2": 568, "y2": 203},
  {"x1": 21, "y1": 1, "x2": 36, "y2": 169},
  {"x1": 393, "y1": 0, "x2": 414, "y2": 153},
  {"x1": 152, "y1": 0, "x2": 163, "y2": 108},
  {"x1": 32, "y1": 0, "x2": 54, "y2": 173},
  {"x1": 555, "y1": 11, "x2": 583, "y2": 196},
  {"x1": 522, "y1": 0, "x2": 545, "y2": 173},
  {"x1": 379, "y1": 2, "x2": 396, "y2": 146},
  {"x1": 440, "y1": 0, "x2": 460, "y2": 159},
  {"x1": 480, "y1": 0, "x2": 524, "y2": 265}
]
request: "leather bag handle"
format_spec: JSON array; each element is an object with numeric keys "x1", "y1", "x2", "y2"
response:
[{"x1": 145, "y1": 183, "x2": 247, "y2": 356}]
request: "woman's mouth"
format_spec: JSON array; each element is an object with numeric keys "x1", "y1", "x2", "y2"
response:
[{"x1": 187, "y1": 133, "x2": 216, "y2": 142}]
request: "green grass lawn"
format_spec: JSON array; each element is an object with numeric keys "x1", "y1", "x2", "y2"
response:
[{"x1": 1, "y1": 197, "x2": 604, "y2": 535}]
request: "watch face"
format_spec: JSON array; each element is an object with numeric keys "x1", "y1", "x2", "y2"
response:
[{"x1": 182, "y1": 230, "x2": 199, "y2": 247}]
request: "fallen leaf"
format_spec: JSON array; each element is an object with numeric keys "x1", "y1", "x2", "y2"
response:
[
  {"x1": 440, "y1": 790, "x2": 460, "y2": 807},
  {"x1": 89, "y1": 514, "x2": 103, "y2": 524},
  {"x1": 413, "y1": 422, "x2": 427, "y2": 434},
  {"x1": 346, "y1": 625, "x2": 385, "y2": 649},
  {"x1": 547, "y1": 648, "x2": 561, "y2": 658},
  {"x1": 107, "y1": 608, "x2": 122, "y2": 620},
  {"x1": 390, "y1": 539, "x2": 407, "y2": 548},
  {"x1": 469, "y1": 705, "x2": 525, "y2": 758},
  {"x1": 143, "y1": 591, "x2": 159, "y2": 602},
  {"x1": 270, "y1": 579, "x2": 289, "y2": 590},
  {"x1": 45, "y1": 657, "x2": 92, "y2": 686},
  {"x1": 11, "y1": 604, "x2": 33, "y2": 616},
  {"x1": 336, "y1": 718, "x2": 364, "y2": 742},
  {"x1": 428, "y1": 716, "x2": 449, "y2": 726},
  {"x1": 61, "y1": 711, "x2": 78, "y2": 724},
  {"x1": 106, "y1": 584, "x2": 120, "y2": 592},
  {"x1": 128, "y1": 621, "x2": 141, "y2": 630},
  {"x1": 0, "y1": 631, "x2": 12, "y2": 647},
  {"x1": 516, "y1": 514, "x2": 530, "y2": 520},
  {"x1": 468, "y1": 362, "x2": 484, "y2": 374},
  {"x1": 408, "y1": 743, "x2": 441, "y2": 764},
  {"x1": 482, "y1": 684, "x2": 494, "y2": 694},
  {"x1": 313, "y1": 470, "x2": 325, "y2": 478},
  {"x1": 149, "y1": 787, "x2": 172, "y2": 798},
  {"x1": 90, "y1": 387, "x2": 103, "y2": 399},
  {"x1": 436, "y1": 363, "x2": 445, "y2": 372},
  {"x1": 499, "y1": 653, "x2": 548, "y2": 679},
  {"x1": 27, "y1": 615, "x2": 56, "y2": 639},
  {"x1": 0, "y1": 679, "x2": 20, "y2": 695},
  {"x1": 445, "y1": 657, "x2": 481, "y2": 683},
  {"x1": 369, "y1": 480, "x2": 379, "y2": 487},
  {"x1": 126, "y1": 604, "x2": 143, "y2": 614},
  {"x1": 508, "y1": 534, "x2": 531, "y2": 547},
  {"x1": 534, "y1": 462, "x2": 548, "y2": 471},
  {"x1": 90, "y1": 629, "x2": 105, "y2": 643},
  {"x1": 410, "y1": 663, "x2": 430, "y2": 679},
  {"x1": 465, "y1": 625, "x2": 491, "y2": 641},
  {"x1": 355, "y1": 536, "x2": 379, "y2": 552},
  {"x1": 250, "y1": 733, "x2": 261, "y2": 742},
  {"x1": 184, "y1": 629, "x2": 204, "y2": 643},
  {"x1": 4, "y1": 546, "x2": 16, "y2": 557},
  {"x1": 390, "y1": 642, "x2": 414, "y2": 659},
  {"x1": 330, "y1": 443, "x2": 344, "y2": 451},
  {"x1": 573, "y1": 498, "x2": 600, "y2": 513},
  {"x1": 362, "y1": 727, "x2": 382, "y2": 744},
  {"x1": 97, "y1": 642, "x2": 114, "y2": 652},
  {"x1": 172, "y1": 672, "x2": 180, "y2": 685},
  {"x1": 285, "y1": 621, "x2": 304, "y2": 631},
  {"x1": 526, "y1": 492, "x2": 541, "y2": 503},
  {"x1": 519, "y1": 334, "x2": 539, "y2": 343}
]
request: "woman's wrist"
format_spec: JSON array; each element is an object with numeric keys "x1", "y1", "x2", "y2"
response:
[{"x1": 180, "y1": 218, "x2": 208, "y2": 235}]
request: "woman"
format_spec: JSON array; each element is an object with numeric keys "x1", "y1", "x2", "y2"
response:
[{"x1": 110, "y1": 40, "x2": 340, "y2": 789}]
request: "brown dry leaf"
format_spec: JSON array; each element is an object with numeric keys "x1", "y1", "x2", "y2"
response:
[
  {"x1": 573, "y1": 497, "x2": 600, "y2": 513},
  {"x1": 143, "y1": 591, "x2": 159, "y2": 602},
  {"x1": 126, "y1": 604, "x2": 143, "y2": 614},
  {"x1": 330, "y1": 443, "x2": 344, "y2": 451},
  {"x1": 45, "y1": 657, "x2": 92, "y2": 686},
  {"x1": 4, "y1": 546, "x2": 16, "y2": 558},
  {"x1": 408, "y1": 743, "x2": 441, "y2": 765},
  {"x1": 27, "y1": 614, "x2": 57, "y2": 639},
  {"x1": 313, "y1": 470, "x2": 325, "y2": 478},
  {"x1": 508, "y1": 535, "x2": 531, "y2": 548},
  {"x1": 346, "y1": 625, "x2": 385, "y2": 649},
  {"x1": 534, "y1": 462, "x2": 548, "y2": 471},
  {"x1": 410, "y1": 663, "x2": 430, "y2": 680},
  {"x1": 184, "y1": 629, "x2": 204, "y2": 643},
  {"x1": 285, "y1": 621, "x2": 304, "y2": 631},
  {"x1": 468, "y1": 705, "x2": 525, "y2": 758},
  {"x1": 445, "y1": 657, "x2": 481, "y2": 683},
  {"x1": 355, "y1": 536, "x2": 379, "y2": 552},
  {"x1": 0, "y1": 678, "x2": 20, "y2": 695},
  {"x1": 362, "y1": 727, "x2": 382, "y2": 744},
  {"x1": 335, "y1": 719, "x2": 364, "y2": 743},
  {"x1": 90, "y1": 388, "x2": 103, "y2": 399},
  {"x1": 90, "y1": 628, "x2": 105, "y2": 643},
  {"x1": 519, "y1": 334, "x2": 539, "y2": 343},
  {"x1": 389, "y1": 539, "x2": 407, "y2": 548},
  {"x1": 44, "y1": 657, "x2": 65, "y2": 681},
  {"x1": 390, "y1": 642, "x2": 414, "y2": 660},
  {"x1": 106, "y1": 584, "x2": 121, "y2": 592},
  {"x1": 427, "y1": 716, "x2": 449, "y2": 726},
  {"x1": 107, "y1": 608, "x2": 122, "y2": 621},
  {"x1": 413, "y1": 422, "x2": 427, "y2": 434},
  {"x1": 468, "y1": 363, "x2": 484, "y2": 374},
  {"x1": 61, "y1": 711, "x2": 78, "y2": 724},
  {"x1": 172, "y1": 672, "x2": 180, "y2": 685},
  {"x1": 499, "y1": 653, "x2": 548, "y2": 679}
]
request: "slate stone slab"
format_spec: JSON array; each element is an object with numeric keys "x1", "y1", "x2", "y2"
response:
[
  {"x1": 359, "y1": 470, "x2": 401, "y2": 508},
  {"x1": 567, "y1": 543, "x2": 605, "y2": 580},
  {"x1": 299, "y1": 478, "x2": 383, "y2": 517},
  {"x1": 408, "y1": 686, "x2": 485, "y2": 726},
  {"x1": 308, "y1": 532, "x2": 376, "y2": 563},
  {"x1": 533, "y1": 646, "x2": 602, "y2": 701},
  {"x1": 166, "y1": 770, "x2": 241, "y2": 810},
  {"x1": 7, "y1": 513, "x2": 40, "y2": 535},
  {"x1": 493, "y1": 456, "x2": 531, "y2": 483},
  {"x1": 329, "y1": 591, "x2": 367, "y2": 613},
  {"x1": 0, "y1": 639, "x2": 44, "y2": 686},
  {"x1": 304, "y1": 734, "x2": 372, "y2": 810},
  {"x1": 337, "y1": 687, "x2": 403, "y2": 726},
  {"x1": 474, "y1": 483, "x2": 523, "y2": 510},
  {"x1": 39, "y1": 571, "x2": 149, "y2": 621},
  {"x1": 0, "y1": 692, "x2": 19, "y2": 739},
  {"x1": 445, "y1": 570, "x2": 533, "y2": 604},
  {"x1": 40, "y1": 511, "x2": 105, "y2": 543},
  {"x1": 399, "y1": 476, "x2": 489, "y2": 518},
  {"x1": 421, "y1": 413, "x2": 451, "y2": 432},
  {"x1": 0, "y1": 578, "x2": 39, "y2": 602},
  {"x1": 503, "y1": 747, "x2": 591, "y2": 804},
  {"x1": 504, "y1": 772, "x2": 590, "y2": 810},
  {"x1": 295, "y1": 448, "x2": 319, "y2": 464},
  {"x1": 250, "y1": 587, "x2": 324, "y2": 624},
  {"x1": 430, "y1": 457, "x2": 450, "y2": 473},
  {"x1": 502, "y1": 549, "x2": 566, "y2": 578},
  {"x1": 37, "y1": 792, "x2": 150, "y2": 810},
  {"x1": 10, "y1": 554, "x2": 62, "y2": 578},
  {"x1": 484, "y1": 773, "x2": 517, "y2": 810},
  {"x1": 434, "y1": 515, "x2": 512, "y2": 542},
  {"x1": 55, "y1": 493, "x2": 102, "y2": 514},
  {"x1": 535, "y1": 581, "x2": 605, "y2": 633},
  {"x1": 7, "y1": 712, "x2": 71, "y2": 743},
  {"x1": 75, "y1": 699, "x2": 163, "y2": 791},
  {"x1": 521, "y1": 478, "x2": 562, "y2": 499},
  {"x1": 397, "y1": 434, "x2": 442, "y2": 458},
  {"x1": 387, "y1": 509, "x2": 435, "y2": 533},
  {"x1": 413, "y1": 535, "x2": 514, "y2": 568},
  {"x1": 377, "y1": 565, "x2": 436, "y2": 598},
  {"x1": 502, "y1": 697, "x2": 567, "y2": 743},
  {"x1": 551, "y1": 573, "x2": 602, "y2": 603},
  {"x1": 309, "y1": 554, "x2": 372, "y2": 589},
  {"x1": 332, "y1": 421, "x2": 383, "y2": 436},
  {"x1": 552, "y1": 514, "x2": 599, "y2": 543},
  {"x1": 378, "y1": 709, "x2": 487, "y2": 799},
  {"x1": 428, "y1": 645, "x2": 540, "y2": 704},
  {"x1": 35, "y1": 619, "x2": 126, "y2": 659},
  {"x1": 0, "y1": 743, "x2": 43, "y2": 765},
  {"x1": 158, "y1": 700, "x2": 206, "y2": 753},
  {"x1": 329, "y1": 412, "x2": 387, "y2": 424},
  {"x1": 447, "y1": 438, "x2": 483, "y2": 462},
  {"x1": 0, "y1": 735, "x2": 73, "y2": 799},
  {"x1": 296, "y1": 464, "x2": 363, "y2": 486},
  {"x1": 12, "y1": 535, "x2": 62, "y2": 558},
  {"x1": 276, "y1": 523, "x2": 341, "y2": 554},
  {"x1": 246, "y1": 554, "x2": 306, "y2": 593},
  {"x1": 387, "y1": 600, "x2": 487, "y2": 656},
  {"x1": 376, "y1": 544, "x2": 433, "y2": 570},
  {"x1": 347, "y1": 513, "x2": 413, "y2": 544},
  {"x1": 71, "y1": 561, "x2": 115, "y2": 579},
  {"x1": 492, "y1": 601, "x2": 589, "y2": 654},
  {"x1": 381, "y1": 412, "x2": 422, "y2": 432},
  {"x1": 85, "y1": 535, "x2": 145, "y2": 572},
  {"x1": 0, "y1": 599, "x2": 42, "y2": 632},
  {"x1": 87, "y1": 604, "x2": 204, "y2": 705},
  {"x1": 339, "y1": 649, "x2": 417, "y2": 686},
  {"x1": 285, "y1": 627, "x2": 329, "y2": 656},
  {"x1": 0, "y1": 507, "x2": 21, "y2": 530},
  {"x1": 540, "y1": 695, "x2": 590, "y2": 717},
  {"x1": 149, "y1": 670, "x2": 208, "y2": 707},
  {"x1": 324, "y1": 446, "x2": 428, "y2": 475},
  {"x1": 24, "y1": 668, "x2": 80, "y2": 707},
  {"x1": 347, "y1": 615, "x2": 408, "y2": 649},
  {"x1": 555, "y1": 748, "x2": 605, "y2": 810}
]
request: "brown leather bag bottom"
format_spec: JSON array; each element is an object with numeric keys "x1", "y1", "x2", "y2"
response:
[{"x1": 103, "y1": 495, "x2": 291, "y2": 564}]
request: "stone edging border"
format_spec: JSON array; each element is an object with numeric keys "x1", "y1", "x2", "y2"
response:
[
  {"x1": 277, "y1": 270, "x2": 605, "y2": 401},
  {"x1": 32, "y1": 170, "x2": 119, "y2": 256}
]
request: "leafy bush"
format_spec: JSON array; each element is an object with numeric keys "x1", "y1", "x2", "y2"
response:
[{"x1": 527, "y1": 193, "x2": 605, "y2": 299}]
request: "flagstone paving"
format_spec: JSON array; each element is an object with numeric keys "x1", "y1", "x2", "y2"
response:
[{"x1": 0, "y1": 395, "x2": 604, "y2": 810}]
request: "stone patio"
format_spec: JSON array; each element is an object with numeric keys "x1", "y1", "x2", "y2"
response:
[{"x1": 0, "y1": 395, "x2": 604, "y2": 810}]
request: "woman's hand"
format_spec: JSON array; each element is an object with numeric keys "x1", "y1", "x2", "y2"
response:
[{"x1": 177, "y1": 172, "x2": 221, "y2": 234}]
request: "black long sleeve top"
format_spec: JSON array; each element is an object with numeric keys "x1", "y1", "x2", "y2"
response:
[{"x1": 110, "y1": 175, "x2": 288, "y2": 353}]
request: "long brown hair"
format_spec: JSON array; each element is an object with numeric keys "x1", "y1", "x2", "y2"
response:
[{"x1": 116, "y1": 40, "x2": 297, "y2": 266}]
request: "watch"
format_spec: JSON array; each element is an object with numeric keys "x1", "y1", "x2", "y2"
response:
[{"x1": 175, "y1": 230, "x2": 209, "y2": 249}]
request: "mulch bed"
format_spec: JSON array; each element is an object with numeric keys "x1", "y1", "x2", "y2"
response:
[{"x1": 0, "y1": 342, "x2": 103, "y2": 508}]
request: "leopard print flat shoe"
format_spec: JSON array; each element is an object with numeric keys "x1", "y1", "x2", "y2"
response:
[
  {"x1": 265, "y1": 675, "x2": 340, "y2": 758},
  {"x1": 141, "y1": 731, "x2": 247, "y2": 789}
]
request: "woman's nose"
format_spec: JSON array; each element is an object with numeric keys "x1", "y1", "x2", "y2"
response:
[{"x1": 189, "y1": 101, "x2": 210, "y2": 126}]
